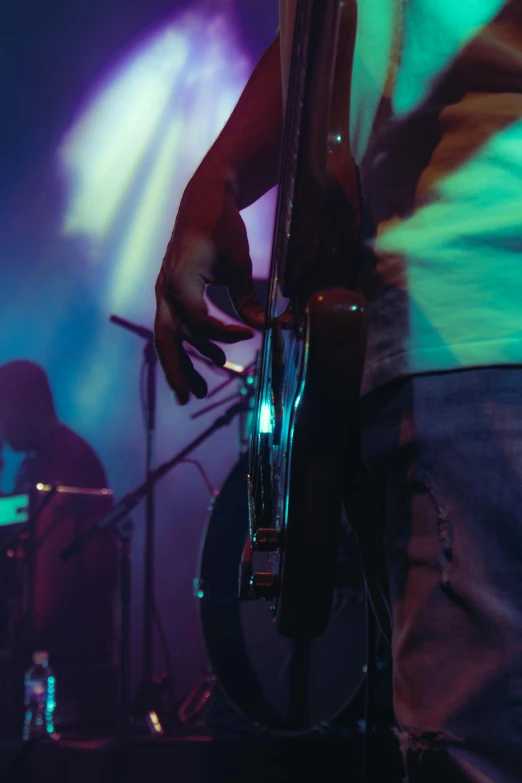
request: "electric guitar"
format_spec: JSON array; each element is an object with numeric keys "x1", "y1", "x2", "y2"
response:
[{"x1": 240, "y1": 0, "x2": 367, "y2": 638}]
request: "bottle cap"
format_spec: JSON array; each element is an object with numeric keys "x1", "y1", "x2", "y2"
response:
[{"x1": 32, "y1": 651, "x2": 49, "y2": 666}]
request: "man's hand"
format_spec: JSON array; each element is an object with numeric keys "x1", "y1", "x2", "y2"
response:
[
  {"x1": 154, "y1": 38, "x2": 283, "y2": 404},
  {"x1": 154, "y1": 173, "x2": 264, "y2": 405}
]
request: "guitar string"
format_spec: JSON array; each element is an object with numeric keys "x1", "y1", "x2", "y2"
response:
[{"x1": 249, "y1": 0, "x2": 313, "y2": 574}]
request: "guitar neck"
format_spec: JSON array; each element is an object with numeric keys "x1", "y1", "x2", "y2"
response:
[{"x1": 269, "y1": 0, "x2": 360, "y2": 307}]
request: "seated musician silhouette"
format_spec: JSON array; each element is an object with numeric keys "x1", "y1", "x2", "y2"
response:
[{"x1": 0, "y1": 360, "x2": 117, "y2": 732}]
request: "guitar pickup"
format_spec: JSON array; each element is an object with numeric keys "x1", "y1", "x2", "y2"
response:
[
  {"x1": 250, "y1": 572, "x2": 279, "y2": 600},
  {"x1": 252, "y1": 528, "x2": 280, "y2": 552},
  {"x1": 239, "y1": 565, "x2": 279, "y2": 601}
]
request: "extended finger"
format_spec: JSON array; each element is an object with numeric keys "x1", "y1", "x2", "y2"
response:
[
  {"x1": 154, "y1": 298, "x2": 190, "y2": 404},
  {"x1": 182, "y1": 331, "x2": 227, "y2": 367},
  {"x1": 179, "y1": 348, "x2": 208, "y2": 399}
]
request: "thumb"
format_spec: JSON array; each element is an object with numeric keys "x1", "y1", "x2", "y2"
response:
[
  {"x1": 169, "y1": 237, "x2": 215, "y2": 325},
  {"x1": 228, "y1": 273, "x2": 266, "y2": 329},
  {"x1": 211, "y1": 191, "x2": 266, "y2": 329}
]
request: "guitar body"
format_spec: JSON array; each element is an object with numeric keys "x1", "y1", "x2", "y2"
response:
[
  {"x1": 275, "y1": 291, "x2": 366, "y2": 637},
  {"x1": 242, "y1": 0, "x2": 367, "y2": 639}
]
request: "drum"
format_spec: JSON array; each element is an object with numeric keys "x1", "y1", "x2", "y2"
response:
[{"x1": 196, "y1": 454, "x2": 374, "y2": 735}]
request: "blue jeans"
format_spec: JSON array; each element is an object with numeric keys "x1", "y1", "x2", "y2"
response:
[{"x1": 359, "y1": 368, "x2": 522, "y2": 783}]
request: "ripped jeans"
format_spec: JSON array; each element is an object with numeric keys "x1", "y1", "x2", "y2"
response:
[{"x1": 360, "y1": 368, "x2": 522, "y2": 783}]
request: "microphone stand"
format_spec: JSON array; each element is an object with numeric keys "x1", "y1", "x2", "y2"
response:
[
  {"x1": 60, "y1": 396, "x2": 249, "y2": 743},
  {"x1": 109, "y1": 315, "x2": 158, "y2": 720}
]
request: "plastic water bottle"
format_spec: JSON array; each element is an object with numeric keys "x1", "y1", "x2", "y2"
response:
[{"x1": 22, "y1": 651, "x2": 57, "y2": 741}]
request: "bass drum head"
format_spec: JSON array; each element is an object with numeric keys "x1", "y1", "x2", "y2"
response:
[{"x1": 196, "y1": 454, "x2": 370, "y2": 735}]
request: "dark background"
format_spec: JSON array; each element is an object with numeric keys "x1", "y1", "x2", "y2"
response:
[{"x1": 0, "y1": 0, "x2": 278, "y2": 699}]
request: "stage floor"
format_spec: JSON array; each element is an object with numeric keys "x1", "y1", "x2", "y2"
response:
[{"x1": 0, "y1": 731, "x2": 404, "y2": 783}]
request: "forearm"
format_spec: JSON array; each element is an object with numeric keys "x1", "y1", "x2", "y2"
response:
[{"x1": 194, "y1": 37, "x2": 284, "y2": 211}]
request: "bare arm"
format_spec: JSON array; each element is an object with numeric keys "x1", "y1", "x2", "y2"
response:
[
  {"x1": 155, "y1": 38, "x2": 284, "y2": 404},
  {"x1": 195, "y1": 36, "x2": 283, "y2": 210}
]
